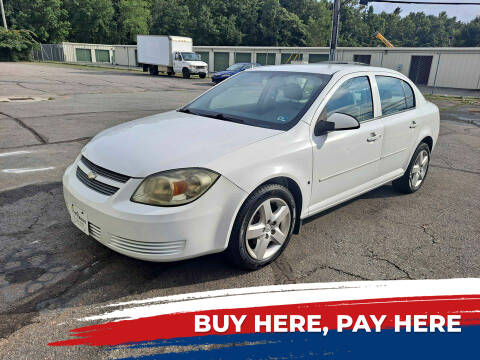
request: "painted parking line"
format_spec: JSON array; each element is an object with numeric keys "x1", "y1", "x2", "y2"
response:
[
  {"x1": 2, "y1": 167, "x2": 55, "y2": 174},
  {"x1": 0, "y1": 150, "x2": 33, "y2": 157}
]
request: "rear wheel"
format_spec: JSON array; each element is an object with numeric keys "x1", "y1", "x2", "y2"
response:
[
  {"x1": 393, "y1": 142, "x2": 430, "y2": 193},
  {"x1": 182, "y1": 68, "x2": 190, "y2": 78},
  {"x1": 167, "y1": 71, "x2": 174, "y2": 76},
  {"x1": 227, "y1": 184, "x2": 296, "y2": 270}
]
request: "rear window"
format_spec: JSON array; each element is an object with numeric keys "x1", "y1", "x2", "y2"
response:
[{"x1": 376, "y1": 76, "x2": 415, "y2": 116}]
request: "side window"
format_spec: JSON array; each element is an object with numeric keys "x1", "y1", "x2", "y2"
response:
[
  {"x1": 376, "y1": 76, "x2": 412, "y2": 116},
  {"x1": 402, "y1": 80, "x2": 415, "y2": 109},
  {"x1": 326, "y1": 76, "x2": 373, "y2": 122}
]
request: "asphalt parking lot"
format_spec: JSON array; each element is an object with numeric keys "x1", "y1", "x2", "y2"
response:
[{"x1": 1, "y1": 62, "x2": 479, "y2": 358}]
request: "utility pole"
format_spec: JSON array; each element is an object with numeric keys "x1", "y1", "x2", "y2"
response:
[
  {"x1": 0, "y1": 0, "x2": 7, "y2": 31},
  {"x1": 329, "y1": 0, "x2": 341, "y2": 61}
]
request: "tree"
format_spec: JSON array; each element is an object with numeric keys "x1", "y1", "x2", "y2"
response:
[
  {"x1": 457, "y1": 16, "x2": 480, "y2": 46},
  {"x1": 150, "y1": 0, "x2": 191, "y2": 37},
  {"x1": 256, "y1": 0, "x2": 307, "y2": 46},
  {"x1": 3, "y1": 0, "x2": 480, "y2": 47},
  {"x1": 116, "y1": 0, "x2": 151, "y2": 44},
  {"x1": 65, "y1": 0, "x2": 115, "y2": 43},
  {"x1": 4, "y1": 0, "x2": 69, "y2": 43},
  {"x1": 0, "y1": 29, "x2": 39, "y2": 61},
  {"x1": 305, "y1": 0, "x2": 331, "y2": 47}
]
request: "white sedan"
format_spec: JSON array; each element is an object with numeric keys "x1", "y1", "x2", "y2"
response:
[{"x1": 63, "y1": 63, "x2": 440, "y2": 269}]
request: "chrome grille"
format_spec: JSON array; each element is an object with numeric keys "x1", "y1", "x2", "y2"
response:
[
  {"x1": 109, "y1": 235, "x2": 185, "y2": 255},
  {"x1": 76, "y1": 167, "x2": 119, "y2": 196},
  {"x1": 80, "y1": 156, "x2": 130, "y2": 183},
  {"x1": 89, "y1": 223, "x2": 102, "y2": 241}
]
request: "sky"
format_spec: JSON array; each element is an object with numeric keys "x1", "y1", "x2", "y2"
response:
[{"x1": 371, "y1": 1, "x2": 480, "y2": 22}]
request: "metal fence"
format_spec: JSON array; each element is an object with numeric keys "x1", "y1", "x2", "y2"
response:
[
  {"x1": 32, "y1": 44, "x2": 65, "y2": 62},
  {"x1": 30, "y1": 42, "x2": 480, "y2": 92}
]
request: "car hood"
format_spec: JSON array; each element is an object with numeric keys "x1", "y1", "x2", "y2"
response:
[
  {"x1": 187, "y1": 60, "x2": 207, "y2": 67},
  {"x1": 82, "y1": 111, "x2": 281, "y2": 178}
]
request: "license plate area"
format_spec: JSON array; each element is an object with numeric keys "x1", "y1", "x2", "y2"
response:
[{"x1": 70, "y1": 203, "x2": 89, "y2": 235}]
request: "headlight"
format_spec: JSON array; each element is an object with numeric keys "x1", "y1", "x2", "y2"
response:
[{"x1": 131, "y1": 168, "x2": 219, "y2": 206}]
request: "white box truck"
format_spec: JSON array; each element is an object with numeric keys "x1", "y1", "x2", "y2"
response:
[{"x1": 137, "y1": 35, "x2": 208, "y2": 79}]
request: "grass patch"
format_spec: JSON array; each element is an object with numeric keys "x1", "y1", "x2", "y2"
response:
[{"x1": 424, "y1": 94, "x2": 480, "y2": 106}]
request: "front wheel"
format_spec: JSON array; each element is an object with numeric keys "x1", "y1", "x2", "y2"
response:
[
  {"x1": 199, "y1": 73, "x2": 206, "y2": 79},
  {"x1": 182, "y1": 68, "x2": 190, "y2": 78},
  {"x1": 393, "y1": 142, "x2": 430, "y2": 193},
  {"x1": 149, "y1": 65, "x2": 158, "y2": 76},
  {"x1": 227, "y1": 184, "x2": 296, "y2": 270}
]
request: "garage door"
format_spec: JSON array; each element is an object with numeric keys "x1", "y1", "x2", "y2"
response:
[
  {"x1": 256, "y1": 53, "x2": 276, "y2": 65},
  {"x1": 309, "y1": 54, "x2": 329, "y2": 63},
  {"x1": 409, "y1": 56, "x2": 433, "y2": 85},
  {"x1": 214, "y1": 52, "x2": 229, "y2": 71},
  {"x1": 235, "y1": 52, "x2": 251, "y2": 63},
  {"x1": 76, "y1": 48, "x2": 92, "y2": 62},
  {"x1": 95, "y1": 49, "x2": 110, "y2": 63},
  {"x1": 281, "y1": 53, "x2": 303, "y2": 64}
]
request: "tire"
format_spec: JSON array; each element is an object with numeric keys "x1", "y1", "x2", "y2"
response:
[
  {"x1": 392, "y1": 142, "x2": 431, "y2": 194},
  {"x1": 182, "y1": 68, "x2": 190, "y2": 78},
  {"x1": 199, "y1": 73, "x2": 206, "y2": 79},
  {"x1": 167, "y1": 71, "x2": 174, "y2": 76},
  {"x1": 149, "y1": 65, "x2": 158, "y2": 76},
  {"x1": 227, "y1": 184, "x2": 296, "y2": 270}
]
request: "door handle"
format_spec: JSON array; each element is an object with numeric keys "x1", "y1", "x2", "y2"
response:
[
  {"x1": 410, "y1": 120, "x2": 417, "y2": 128},
  {"x1": 367, "y1": 132, "x2": 380, "y2": 142}
]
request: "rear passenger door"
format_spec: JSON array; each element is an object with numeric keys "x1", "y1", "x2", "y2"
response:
[{"x1": 375, "y1": 75, "x2": 418, "y2": 175}]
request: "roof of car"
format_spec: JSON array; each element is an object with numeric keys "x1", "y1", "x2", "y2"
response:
[{"x1": 250, "y1": 62, "x2": 400, "y2": 76}]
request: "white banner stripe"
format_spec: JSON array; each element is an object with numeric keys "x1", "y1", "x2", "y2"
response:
[{"x1": 83, "y1": 278, "x2": 480, "y2": 322}]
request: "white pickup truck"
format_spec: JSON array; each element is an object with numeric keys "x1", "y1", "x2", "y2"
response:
[{"x1": 137, "y1": 35, "x2": 208, "y2": 79}]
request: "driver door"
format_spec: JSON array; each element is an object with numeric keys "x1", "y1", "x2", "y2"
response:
[
  {"x1": 173, "y1": 52, "x2": 183, "y2": 73},
  {"x1": 309, "y1": 74, "x2": 384, "y2": 214}
]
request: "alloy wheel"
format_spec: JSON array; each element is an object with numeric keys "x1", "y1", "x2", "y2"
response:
[
  {"x1": 409, "y1": 149, "x2": 429, "y2": 190},
  {"x1": 245, "y1": 198, "x2": 291, "y2": 261}
]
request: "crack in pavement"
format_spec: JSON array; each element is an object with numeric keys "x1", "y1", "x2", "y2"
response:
[
  {"x1": 272, "y1": 257, "x2": 296, "y2": 284},
  {"x1": 420, "y1": 224, "x2": 437, "y2": 245},
  {"x1": 15, "y1": 109, "x2": 162, "y2": 120},
  {"x1": 299, "y1": 264, "x2": 371, "y2": 281},
  {"x1": 324, "y1": 266, "x2": 370, "y2": 280},
  {"x1": 0, "y1": 136, "x2": 90, "y2": 151},
  {"x1": 365, "y1": 250, "x2": 412, "y2": 280},
  {"x1": 15, "y1": 81, "x2": 50, "y2": 94},
  {"x1": 430, "y1": 164, "x2": 480, "y2": 176},
  {"x1": 0, "y1": 111, "x2": 47, "y2": 144},
  {"x1": 0, "y1": 253, "x2": 110, "y2": 339}
]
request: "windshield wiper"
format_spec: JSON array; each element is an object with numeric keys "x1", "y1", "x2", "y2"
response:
[
  {"x1": 178, "y1": 107, "x2": 194, "y2": 114},
  {"x1": 179, "y1": 108, "x2": 245, "y2": 124},
  {"x1": 204, "y1": 112, "x2": 245, "y2": 124}
]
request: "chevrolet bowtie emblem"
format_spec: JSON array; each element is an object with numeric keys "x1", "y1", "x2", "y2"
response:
[{"x1": 87, "y1": 171, "x2": 97, "y2": 180}]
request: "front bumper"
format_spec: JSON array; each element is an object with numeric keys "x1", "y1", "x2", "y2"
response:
[
  {"x1": 62, "y1": 159, "x2": 246, "y2": 262},
  {"x1": 189, "y1": 67, "x2": 208, "y2": 74},
  {"x1": 212, "y1": 76, "x2": 228, "y2": 83}
]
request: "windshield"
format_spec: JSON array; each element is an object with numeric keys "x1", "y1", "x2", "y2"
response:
[
  {"x1": 226, "y1": 64, "x2": 245, "y2": 71},
  {"x1": 182, "y1": 71, "x2": 331, "y2": 130},
  {"x1": 181, "y1": 52, "x2": 201, "y2": 61}
]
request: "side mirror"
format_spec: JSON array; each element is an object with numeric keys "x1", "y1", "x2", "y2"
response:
[{"x1": 314, "y1": 112, "x2": 360, "y2": 136}]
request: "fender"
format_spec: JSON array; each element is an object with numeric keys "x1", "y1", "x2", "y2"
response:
[{"x1": 208, "y1": 122, "x2": 313, "y2": 219}]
